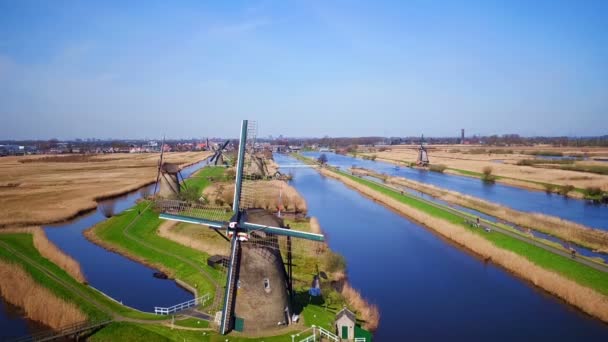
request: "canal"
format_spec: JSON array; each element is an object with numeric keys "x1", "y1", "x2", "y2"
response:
[
  {"x1": 303, "y1": 152, "x2": 608, "y2": 230},
  {"x1": 276, "y1": 154, "x2": 608, "y2": 340},
  {"x1": 0, "y1": 158, "x2": 208, "y2": 340}
]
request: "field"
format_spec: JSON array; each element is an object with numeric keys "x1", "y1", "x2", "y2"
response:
[
  {"x1": 0, "y1": 152, "x2": 211, "y2": 227},
  {"x1": 359, "y1": 145, "x2": 608, "y2": 193}
]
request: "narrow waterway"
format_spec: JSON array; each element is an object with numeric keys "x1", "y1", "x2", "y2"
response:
[
  {"x1": 276, "y1": 154, "x2": 608, "y2": 340},
  {"x1": 0, "y1": 157, "x2": 208, "y2": 339},
  {"x1": 303, "y1": 152, "x2": 608, "y2": 230}
]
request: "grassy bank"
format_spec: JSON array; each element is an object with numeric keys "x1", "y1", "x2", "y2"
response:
[
  {"x1": 0, "y1": 233, "x2": 165, "y2": 321},
  {"x1": 351, "y1": 167, "x2": 608, "y2": 253},
  {"x1": 86, "y1": 167, "x2": 231, "y2": 308},
  {"x1": 293, "y1": 153, "x2": 608, "y2": 322}
]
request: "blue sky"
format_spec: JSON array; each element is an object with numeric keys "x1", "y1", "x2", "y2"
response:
[{"x1": 0, "y1": 0, "x2": 607, "y2": 139}]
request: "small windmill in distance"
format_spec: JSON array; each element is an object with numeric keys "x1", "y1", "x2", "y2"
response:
[
  {"x1": 153, "y1": 137, "x2": 189, "y2": 199},
  {"x1": 416, "y1": 134, "x2": 429, "y2": 167},
  {"x1": 210, "y1": 140, "x2": 230, "y2": 166}
]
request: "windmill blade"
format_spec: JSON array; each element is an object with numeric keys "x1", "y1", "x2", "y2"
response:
[
  {"x1": 159, "y1": 212, "x2": 225, "y2": 228},
  {"x1": 242, "y1": 222, "x2": 325, "y2": 242},
  {"x1": 153, "y1": 136, "x2": 166, "y2": 196},
  {"x1": 156, "y1": 200, "x2": 232, "y2": 227},
  {"x1": 231, "y1": 121, "x2": 248, "y2": 215},
  {"x1": 219, "y1": 233, "x2": 240, "y2": 335},
  {"x1": 219, "y1": 139, "x2": 230, "y2": 151}
]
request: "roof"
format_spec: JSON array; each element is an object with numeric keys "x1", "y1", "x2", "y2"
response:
[
  {"x1": 161, "y1": 162, "x2": 180, "y2": 174},
  {"x1": 335, "y1": 307, "x2": 356, "y2": 323}
]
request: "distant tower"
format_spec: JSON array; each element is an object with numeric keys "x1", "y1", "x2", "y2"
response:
[{"x1": 461, "y1": 129, "x2": 465, "y2": 144}]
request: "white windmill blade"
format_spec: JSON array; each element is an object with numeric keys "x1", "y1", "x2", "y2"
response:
[{"x1": 242, "y1": 221, "x2": 325, "y2": 242}]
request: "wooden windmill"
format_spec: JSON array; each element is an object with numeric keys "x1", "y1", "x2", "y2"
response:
[
  {"x1": 153, "y1": 137, "x2": 190, "y2": 199},
  {"x1": 156, "y1": 120, "x2": 324, "y2": 335},
  {"x1": 416, "y1": 134, "x2": 429, "y2": 167}
]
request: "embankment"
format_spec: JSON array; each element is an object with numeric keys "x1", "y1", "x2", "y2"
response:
[
  {"x1": 352, "y1": 167, "x2": 608, "y2": 252},
  {"x1": 318, "y1": 167, "x2": 608, "y2": 323},
  {"x1": 0, "y1": 227, "x2": 86, "y2": 283},
  {"x1": 0, "y1": 259, "x2": 87, "y2": 329}
]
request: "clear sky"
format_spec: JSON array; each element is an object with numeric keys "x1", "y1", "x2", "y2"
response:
[{"x1": 1, "y1": 0, "x2": 607, "y2": 140}]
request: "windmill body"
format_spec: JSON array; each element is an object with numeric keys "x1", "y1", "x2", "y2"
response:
[
  {"x1": 158, "y1": 163, "x2": 181, "y2": 198},
  {"x1": 416, "y1": 134, "x2": 430, "y2": 167}
]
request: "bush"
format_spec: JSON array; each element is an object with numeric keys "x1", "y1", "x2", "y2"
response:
[
  {"x1": 325, "y1": 252, "x2": 346, "y2": 273},
  {"x1": 585, "y1": 186, "x2": 603, "y2": 197},
  {"x1": 543, "y1": 184, "x2": 556, "y2": 194},
  {"x1": 317, "y1": 153, "x2": 328, "y2": 165},
  {"x1": 558, "y1": 184, "x2": 575, "y2": 196},
  {"x1": 429, "y1": 164, "x2": 447, "y2": 173},
  {"x1": 481, "y1": 166, "x2": 496, "y2": 183}
]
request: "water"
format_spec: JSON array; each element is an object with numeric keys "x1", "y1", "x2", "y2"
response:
[
  {"x1": 275, "y1": 154, "x2": 608, "y2": 340},
  {"x1": 0, "y1": 301, "x2": 49, "y2": 340},
  {"x1": 303, "y1": 152, "x2": 608, "y2": 229},
  {"x1": 0, "y1": 158, "x2": 208, "y2": 338}
]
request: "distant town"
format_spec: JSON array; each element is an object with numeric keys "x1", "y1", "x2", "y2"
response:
[{"x1": 2, "y1": 133, "x2": 608, "y2": 157}]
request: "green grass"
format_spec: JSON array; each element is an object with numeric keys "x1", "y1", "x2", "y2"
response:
[
  {"x1": 92, "y1": 322, "x2": 310, "y2": 341},
  {"x1": 173, "y1": 317, "x2": 210, "y2": 328},
  {"x1": 93, "y1": 204, "x2": 225, "y2": 302},
  {"x1": 0, "y1": 234, "x2": 163, "y2": 321},
  {"x1": 331, "y1": 168, "x2": 608, "y2": 296},
  {"x1": 92, "y1": 166, "x2": 230, "y2": 292}
]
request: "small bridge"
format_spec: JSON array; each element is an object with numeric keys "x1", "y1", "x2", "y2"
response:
[
  {"x1": 10, "y1": 319, "x2": 113, "y2": 342},
  {"x1": 154, "y1": 293, "x2": 211, "y2": 315}
]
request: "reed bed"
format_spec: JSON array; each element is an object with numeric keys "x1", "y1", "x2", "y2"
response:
[
  {"x1": 203, "y1": 180, "x2": 307, "y2": 213},
  {"x1": 0, "y1": 259, "x2": 87, "y2": 329},
  {"x1": 352, "y1": 168, "x2": 608, "y2": 252},
  {"x1": 0, "y1": 152, "x2": 211, "y2": 228},
  {"x1": 339, "y1": 279, "x2": 380, "y2": 331},
  {"x1": 0, "y1": 227, "x2": 86, "y2": 283},
  {"x1": 322, "y1": 168, "x2": 608, "y2": 323}
]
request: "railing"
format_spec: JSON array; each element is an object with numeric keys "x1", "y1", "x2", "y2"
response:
[
  {"x1": 318, "y1": 327, "x2": 339, "y2": 341},
  {"x1": 154, "y1": 293, "x2": 211, "y2": 315},
  {"x1": 10, "y1": 319, "x2": 113, "y2": 342},
  {"x1": 299, "y1": 335, "x2": 316, "y2": 342}
]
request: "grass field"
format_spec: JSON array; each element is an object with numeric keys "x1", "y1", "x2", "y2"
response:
[{"x1": 0, "y1": 152, "x2": 211, "y2": 227}]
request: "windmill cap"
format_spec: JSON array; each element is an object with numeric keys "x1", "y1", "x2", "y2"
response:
[{"x1": 161, "y1": 162, "x2": 180, "y2": 174}]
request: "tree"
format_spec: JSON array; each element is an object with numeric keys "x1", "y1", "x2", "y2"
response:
[{"x1": 317, "y1": 153, "x2": 328, "y2": 165}]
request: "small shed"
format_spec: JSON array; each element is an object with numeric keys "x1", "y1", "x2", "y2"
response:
[
  {"x1": 207, "y1": 255, "x2": 227, "y2": 268},
  {"x1": 335, "y1": 307, "x2": 356, "y2": 340}
]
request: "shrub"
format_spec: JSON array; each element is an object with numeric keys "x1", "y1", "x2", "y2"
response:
[
  {"x1": 429, "y1": 164, "x2": 447, "y2": 173},
  {"x1": 585, "y1": 186, "x2": 603, "y2": 197},
  {"x1": 325, "y1": 252, "x2": 346, "y2": 273},
  {"x1": 543, "y1": 184, "x2": 556, "y2": 194},
  {"x1": 558, "y1": 184, "x2": 575, "y2": 196},
  {"x1": 481, "y1": 166, "x2": 496, "y2": 183}
]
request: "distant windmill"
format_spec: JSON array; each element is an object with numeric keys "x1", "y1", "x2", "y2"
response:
[
  {"x1": 153, "y1": 137, "x2": 189, "y2": 198},
  {"x1": 210, "y1": 140, "x2": 230, "y2": 166},
  {"x1": 157, "y1": 120, "x2": 324, "y2": 335},
  {"x1": 416, "y1": 134, "x2": 429, "y2": 167}
]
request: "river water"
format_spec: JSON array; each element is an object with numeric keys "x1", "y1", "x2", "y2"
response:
[
  {"x1": 275, "y1": 154, "x2": 608, "y2": 340},
  {"x1": 0, "y1": 158, "x2": 208, "y2": 339},
  {"x1": 303, "y1": 152, "x2": 608, "y2": 230}
]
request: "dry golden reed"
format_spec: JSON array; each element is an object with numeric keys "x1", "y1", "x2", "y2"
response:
[
  {"x1": 0, "y1": 152, "x2": 211, "y2": 228},
  {"x1": 0, "y1": 227, "x2": 86, "y2": 283},
  {"x1": 0, "y1": 259, "x2": 87, "y2": 329},
  {"x1": 340, "y1": 280, "x2": 380, "y2": 331},
  {"x1": 322, "y1": 168, "x2": 608, "y2": 323}
]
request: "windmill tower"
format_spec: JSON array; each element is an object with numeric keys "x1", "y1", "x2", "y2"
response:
[
  {"x1": 416, "y1": 134, "x2": 429, "y2": 167},
  {"x1": 158, "y1": 163, "x2": 180, "y2": 198},
  {"x1": 156, "y1": 120, "x2": 324, "y2": 335},
  {"x1": 210, "y1": 140, "x2": 230, "y2": 166},
  {"x1": 153, "y1": 138, "x2": 189, "y2": 199}
]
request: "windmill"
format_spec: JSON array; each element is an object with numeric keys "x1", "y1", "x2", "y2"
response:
[
  {"x1": 156, "y1": 120, "x2": 324, "y2": 335},
  {"x1": 416, "y1": 134, "x2": 429, "y2": 167},
  {"x1": 153, "y1": 137, "x2": 190, "y2": 199},
  {"x1": 209, "y1": 140, "x2": 230, "y2": 166}
]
